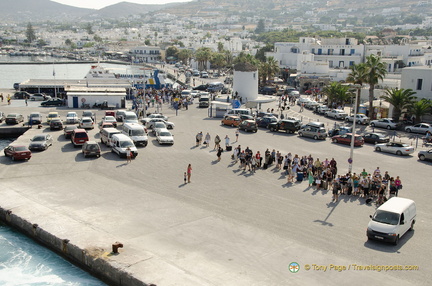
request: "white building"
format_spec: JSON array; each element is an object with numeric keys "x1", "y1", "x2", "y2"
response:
[
  {"x1": 401, "y1": 66, "x2": 432, "y2": 100},
  {"x1": 131, "y1": 46, "x2": 161, "y2": 63},
  {"x1": 233, "y1": 63, "x2": 259, "y2": 102}
]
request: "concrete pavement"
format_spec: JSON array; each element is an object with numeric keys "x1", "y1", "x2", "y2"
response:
[{"x1": 0, "y1": 96, "x2": 431, "y2": 285}]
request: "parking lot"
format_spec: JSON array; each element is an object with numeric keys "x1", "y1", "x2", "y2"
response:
[{"x1": 1, "y1": 96, "x2": 431, "y2": 285}]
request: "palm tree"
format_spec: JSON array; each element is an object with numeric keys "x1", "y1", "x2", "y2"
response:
[
  {"x1": 194, "y1": 47, "x2": 213, "y2": 71},
  {"x1": 381, "y1": 88, "x2": 417, "y2": 122},
  {"x1": 364, "y1": 54, "x2": 387, "y2": 119},
  {"x1": 233, "y1": 51, "x2": 259, "y2": 67},
  {"x1": 177, "y1": 49, "x2": 193, "y2": 65},
  {"x1": 322, "y1": 82, "x2": 352, "y2": 107},
  {"x1": 410, "y1": 99, "x2": 432, "y2": 124},
  {"x1": 346, "y1": 63, "x2": 367, "y2": 112},
  {"x1": 210, "y1": 52, "x2": 227, "y2": 73},
  {"x1": 264, "y1": 56, "x2": 279, "y2": 83}
]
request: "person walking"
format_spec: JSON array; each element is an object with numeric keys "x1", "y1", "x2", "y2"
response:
[
  {"x1": 225, "y1": 135, "x2": 230, "y2": 149},
  {"x1": 204, "y1": 132, "x2": 211, "y2": 147},
  {"x1": 196, "y1": 131, "x2": 203, "y2": 147},
  {"x1": 235, "y1": 129, "x2": 239, "y2": 142},
  {"x1": 126, "y1": 147, "x2": 132, "y2": 163},
  {"x1": 214, "y1": 135, "x2": 221, "y2": 150},
  {"x1": 187, "y1": 164, "x2": 192, "y2": 183},
  {"x1": 217, "y1": 146, "x2": 223, "y2": 161}
]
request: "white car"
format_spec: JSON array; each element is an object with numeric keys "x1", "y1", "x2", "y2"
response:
[
  {"x1": 156, "y1": 128, "x2": 174, "y2": 145},
  {"x1": 325, "y1": 109, "x2": 348, "y2": 120},
  {"x1": 297, "y1": 97, "x2": 311, "y2": 106},
  {"x1": 79, "y1": 117, "x2": 94, "y2": 129},
  {"x1": 152, "y1": 122, "x2": 167, "y2": 135},
  {"x1": 370, "y1": 118, "x2": 400, "y2": 130},
  {"x1": 375, "y1": 142, "x2": 415, "y2": 156},
  {"x1": 345, "y1": 114, "x2": 370, "y2": 125},
  {"x1": 140, "y1": 113, "x2": 168, "y2": 124},
  {"x1": 30, "y1": 93, "x2": 51, "y2": 101},
  {"x1": 191, "y1": 90, "x2": 200, "y2": 98},
  {"x1": 405, "y1": 123, "x2": 432, "y2": 134},
  {"x1": 65, "y1": 112, "x2": 79, "y2": 124},
  {"x1": 316, "y1": 105, "x2": 330, "y2": 114},
  {"x1": 146, "y1": 118, "x2": 175, "y2": 129},
  {"x1": 100, "y1": 116, "x2": 117, "y2": 127}
]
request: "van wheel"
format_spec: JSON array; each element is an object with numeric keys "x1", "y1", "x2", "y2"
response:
[
  {"x1": 313, "y1": 135, "x2": 318, "y2": 140},
  {"x1": 410, "y1": 221, "x2": 415, "y2": 231},
  {"x1": 393, "y1": 235, "x2": 399, "y2": 245},
  {"x1": 299, "y1": 132, "x2": 303, "y2": 137}
]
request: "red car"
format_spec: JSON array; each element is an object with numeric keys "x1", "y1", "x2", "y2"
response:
[
  {"x1": 332, "y1": 133, "x2": 364, "y2": 147},
  {"x1": 4, "y1": 145, "x2": 32, "y2": 161},
  {"x1": 304, "y1": 88, "x2": 320, "y2": 95}
]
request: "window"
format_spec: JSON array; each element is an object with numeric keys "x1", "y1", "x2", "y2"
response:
[
  {"x1": 350, "y1": 49, "x2": 355, "y2": 55},
  {"x1": 417, "y1": 79, "x2": 423, "y2": 90},
  {"x1": 340, "y1": 49, "x2": 345, "y2": 55},
  {"x1": 318, "y1": 48, "x2": 322, "y2": 55},
  {"x1": 349, "y1": 61, "x2": 354, "y2": 66},
  {"x1": 339, "y1": 61, "x2": 344, "y2": 68},
  {"x1": 328, "y1": 49, "x2": 334, "y2": 55},
  {"x1": 329, "y1": 60, "x2": 333, "y2": 67}
]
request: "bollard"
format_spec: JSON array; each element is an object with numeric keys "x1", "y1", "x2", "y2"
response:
[{"x1": 112, "y1": 242, "x2": 123, "y2": 254}]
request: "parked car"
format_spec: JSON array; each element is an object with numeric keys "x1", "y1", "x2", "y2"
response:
[
  {"x1": 29, "y1": 134, "x2": 53, "y2": 151},
  {"x1": 64, "y1": 125, "x2": 78, "y2": 139},
  {"x1": 304, "y1": 88, "x2": 320, "y2": 95},
  {"x1": 325, "y1": 109, "x2": 348, "y2": 120},
  {"x1": 140, "y1": 113, "x2": 168, "y2": 124},
  {"x1": 221, "y1": 115, "x2": 241, "y2": 127},
  {"x1": 99, "y1": 122, "x2": 114, "y2": 131},
  {"x1": 304, "y1": 100, "x2": 319, "y2": 110},
  {"x1": 328, "y1": 126, "x2": 352, "y2": 137},
  {"x1": 260, "y1": 86, "x2": 277, "y2": 95},
  {"x1": 256, "y1": 116, "x2": 278, "y2": 128},
  {"x1": 50, "y1": 119, "x2": 63, "y2": 130},
  {"x1": 331, "y1": 133, "x2": 364, "y2": 147},
  {"x1": 297, "y1": 97, "x2": 311, "y2": 106},
  {"x1": 418, "y1": 149, "x2": 432, "y2": 161},
  {"x1": 46, "y1": 112, "x2": 60, "y2": 123},
  {"x1": 71, "y1": 129, "x2": 89, "y2": 147},
  {"x1": 82, "y1": 110, "x2": 96, "y2": 122},
  {"x1": 115, "y1": 110, "x2": 127, "y2": 122},
  {"x1": 316, "y1": 105, "x2": 330, "y2": 115},
  {"x1": 193, "y1": 84, "x2": 209, "y2": 91},
  {"x1": 370, "y1": 118, "x2": 400, "y2": 130},
  {"x1": 238, "y1": 120, "x2": 258, "y2": 132},
  {"x1": 200, "y1": 71, "x2": 209, "y2": 78},
  {"x1": 256, "y1": 112, "x2": 278, "y2": 118},
  {"x1": 4, "y1": 145, "x2": 32, "y2": 161},
  {"x1": 298, "y1": 126, "x2": 327, "y2": 140},
  {"x1": 82, "y1": 141, "x2": 101, "y2": 158},
  {"x1": 363, "y1": 132, "x2": 390, "y2": 144},
  {"x1": 99, "y1": 116, "x2": 117, "y2": 127},
  {"x1": 14, "y1": 91, "x2": 32, "y2": 99},
  {"x1": 41, "y1": 98, "x2": 63, "y2": 106},
  {"x1": 28, "y1": 112, "x2": 42, "y2": 124},
  {"x1": 239, "y1": 114, "x2": 254, "y2": 121},
  {"x1": 156, "y1": 128, "x2": 174, "y2": 145},
  {"x1": 405, "y1": 123, "x2": 432, "y2": 134},
  {"x1": 5, "y1": 113, "x2": 24, "y2": 125},
  {"x1": 375, "y1": 142, "x2": 415, "y2": 156},
  {"x1": 269, "y1": 119, "x2": 301, "y2": 134},
  {"x1": 79, "y1": 117, "x2": 94, "y2": 129},
  {"x1": 30, "y1": 93, "x2": 51, "y2": 101},
  {"x1": 146, "y1": 118, "x2": 174, "y2": 129},
  {"x1": 345, "y1": 114, "x2": 370, "y2": 125},
  {"x1": 65, "y1": 112, "x2": 79, "y2": 124},
  {"x1": 152, "y1": 122, "x2": 167, "y2": 135},
  {"x1": 111, "y1": 134, "x2": 138, "y2": 158}
]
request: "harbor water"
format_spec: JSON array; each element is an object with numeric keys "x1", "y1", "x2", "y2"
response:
[{"x1": 0, "y1": 223, "x2": 107, "y2": 286}]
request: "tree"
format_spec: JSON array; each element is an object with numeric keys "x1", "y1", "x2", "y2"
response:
[
  {"x1": 381, "y1": 88, "x2": 417, "y2": 121},
  {"x1": 322, "y1": 82, "x2": 352, "y2": 107},
  {"x1": 210, "y1": 52, "x2": 227, "y2": 72},
  {"x1": 195, "y1": 47, "x2": 212, "y2": 71},
  {"x1": 255, "y1": 19, "x2": 265, "y2": 34},
  {"x1": 178, "y1": 49, "x2": 193, "y2": 65},
  {"x1": 364, "y1": 54, "x2": 387, "y2": 119},
  {"x1": 217, "y1": 42, "x2": 224, "y2": 53},
  {"x1": 144, "y1": 39, "x2": 151, "y2": 45},
  {"x1": 346, "y1": 63, "x2": 367, "y2": 112},
  {"x1": 259, "y1": 56, "x2": 279, "y2": 84},
  {"x1": 233, "y1": 51, "x2": 259, "y2": 67},
  {"x1": 165, "y1": 46, "x2": 179, "y2": 61},
  {"x1": 85, "y1": 23, "x2": 93, "y2": 35},
  {"x1": 409, "y1": 99, "x2": 431, "y2": 124},
  {"x1": 255, "y1": 44, "x2": 273, "y2": 62},
  {"x1": 26, "y1": 23, "x2": 36, "y2": 43}
]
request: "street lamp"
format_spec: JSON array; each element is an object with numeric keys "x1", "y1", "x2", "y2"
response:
[{"x1": 348, "y1": 84, "x2": 361, "y2": 174}]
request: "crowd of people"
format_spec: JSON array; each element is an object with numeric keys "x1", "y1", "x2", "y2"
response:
[{"x1": 193, "y1": 131, "x2": 403, "y2": 205}]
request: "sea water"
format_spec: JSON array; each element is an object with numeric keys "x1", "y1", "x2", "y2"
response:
[{"x1": 0, "y1": 223, "x2": 107, "y2": 286}]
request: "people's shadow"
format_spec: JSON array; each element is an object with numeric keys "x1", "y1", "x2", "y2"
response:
[
  {"x1": 179, "y1": 183, "x2": 187, "y2": 188},
  {"x1": 116, "y1": 163, "x2": 128, "y2": 168},
  {"x1": 211, "y1": 160, "x2": 219, "y2": 165}
]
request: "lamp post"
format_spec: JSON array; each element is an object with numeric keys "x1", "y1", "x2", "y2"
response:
[{"x1": 348, "y1": 84, "x2": 360, "y2": 174}]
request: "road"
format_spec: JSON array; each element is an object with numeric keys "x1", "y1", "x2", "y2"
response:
[{"x1": 0, "y1": 95, "x2": 430, "y2": 285}]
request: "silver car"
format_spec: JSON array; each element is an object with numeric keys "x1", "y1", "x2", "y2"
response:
[
  {"x1": 298, "y1": 126, "x2": 327, "y2": 140},
  {"x1": 79, "y1": 117, "x2": 94, "y2": 129},
  {"x1": 370, "y1": 118, "x2": 400, "y2": 130},
  {"x1": 418, "y1": 149, "x2": 432, "y2": 161},
  {"x1": 405, "y1": 123, "x2": 432, "y2": 134},
  {"x1": 375, "y1": 142, "x2": 415, "y2": 156},
  {"x1": 29, "y1": 134, "x2": 53, "y2": 151}
]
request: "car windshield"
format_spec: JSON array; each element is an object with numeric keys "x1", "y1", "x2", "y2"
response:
[
  {"x1": 30, "y1": 114, "x2": 40, "y2": 118},
  {"x1": 48, "y1": 114, "x2": 58, "y2": 118},
  {"x1": 67, "y1": 114, "x2": 76, "y2": 117},
  {"x1": 83, "y1": 112, "x2": 92, "y2": 117},
  {"x1": 15, "y1": 146, "x2": 28, "y2": 151},
  {"x1": 155, "y1": 123, "x2": 166, "y2": 128},
  {"x1": 74, "y1": 133, "x2": 87, "y2": 138},
  {"x1": 372, "y1": 210, "x2": 400, "y2": 225},
  {"x1": 82, "y1": 119, "x2": 92, "y2": 123},
  {"x1": 125, "y1": 115, "x2": 137, "y2": 120},
  {"x1": 7, "y1": 114, "x2": 17, "y2": 118},
  {"x1": 87, "y1": 144, "x2": 99, "y2": 151},
  {"x1": 33, "y1": 136, "x2": 46, "y2": 141},
  {"x1": 120, "y1": 141, "x2": 134, "y2": 148},
  {"x1": 105, "y1": 116, "x2": 115, "y2": 121},
  {"x1": 131, "y1": 129, "x2": 145, "y2": 136},
  {"x1": 160, "y1": 132, "x2": 171, "y2": 136}
]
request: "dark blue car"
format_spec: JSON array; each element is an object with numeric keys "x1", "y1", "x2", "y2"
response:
[{"x1": 256, "y1": 116, "x2": 278, "y2": 128}]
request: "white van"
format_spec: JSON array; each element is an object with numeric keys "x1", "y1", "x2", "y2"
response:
[
  {"x1": 122, "y1": 123, "x2": 148, "y2": 147},
  {"x1": 367, "y1": 197, "x2": 416, "y2": 245},
  {"x1": 123, "y1": 111, "x2": 138, "y2": 124},
  {"x1": 111, "y1": 134, "x2": 138, "y2": 158},
  {"x1": 181, "y1": 90, "x2": 192, "y2": 98},
  {"x1": 100, "y1": 127, "x2": 121, "y2": 147},
  {"x1": 224, "y1": 108, "x2": 252, "y2": 117}
]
